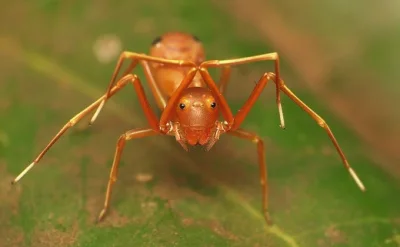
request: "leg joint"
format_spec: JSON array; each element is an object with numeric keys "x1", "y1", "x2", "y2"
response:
[
  {"x1": 121, "y1": 51, "x2": 134, "y2": 59},
  {"x1": 252, "y1": 136, "x2": 262, "y2": 144},
  {"x1": 317, "y1": 119, "x2": 326, "y2": 128},
  {"x1": 117, "y1": 134, "x2": 128, "y2": 143},
  {"x1": 119, "y1": 73, "x2": 137, "y2": 82},
  {"x1": 263, "y1": 72, "x2": 277, "y2": 82},
  {"x1": 129, "y1": 74, "x2": 139, "y2": 83}
]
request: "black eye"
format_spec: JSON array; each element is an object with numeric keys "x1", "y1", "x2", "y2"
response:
[
  {"x1": 151, "y1": 36, "x2": 162, "y2": 46},
  {"x1": 210, "y1": 102, "x2": 216, "y2": 108},
  {"x1": 179, "y1": 103, "x2": 186, "y2": 109}
]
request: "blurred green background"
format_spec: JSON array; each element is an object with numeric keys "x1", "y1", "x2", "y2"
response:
[{"x1": 0, "y1": 1, "x2": 399, "y2": 247}]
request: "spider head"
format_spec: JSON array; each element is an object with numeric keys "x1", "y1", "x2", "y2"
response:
[{"x1": 173, "y1": 87, "x2": 221, "y2": 149}]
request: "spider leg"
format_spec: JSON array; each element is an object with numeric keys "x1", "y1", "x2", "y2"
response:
[
  {"x1": 158, "y1": 68, "x2": 199, "y2": 131},
  {"x1": 218, "y1": 66, "x2": 231, "y2": 95},
  {"x1": 201, "y1": 53, "x2": 285, "y2": 129},
  {"x1": 97, "y1": 128, "x2": 158, "y2": 222},
  {"x1": 198, "y1": 68, "x2": 234, "y2": 127},
  {"x1": 12, "y1": 74, "x2": 159, "y2": 184},
  {"x1": 90, "y1": 51, "x2": 195, "y2": 125},
  {"x1": 228, "y1": 129, "x2": 272, "y2": 225},
  {"x1": 277, "y1": 79, "x2": 366, "y2": 191},
  {"x1": 230, "y1": 72, "x2": 275, "y2": 130}
]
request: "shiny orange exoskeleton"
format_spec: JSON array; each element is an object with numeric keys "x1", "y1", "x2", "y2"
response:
[{"x1": 12, "y1": 32, "x2": 365, "y2": 225}]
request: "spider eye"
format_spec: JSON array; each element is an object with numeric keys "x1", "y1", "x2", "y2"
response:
[
  {"x1": 210, "y1": 102, "x2": 216, "y2": 108},
  {"x1": 151, "y1": 36, "x2": 162, "y2": 46},
  {"x1": 179, "y1": 103, "x2": 186, "y2": 109}
]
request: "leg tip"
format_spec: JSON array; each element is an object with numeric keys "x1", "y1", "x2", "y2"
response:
[
  {"x1": 348, "y1": 167, "x2": 366, "y2": 192},
  {"x1": 264, "y1": 210, "x2": 274, "y2": 226},
  {"x1": 95, "y1": 218, "x2": 102, "y2": 225},
  {"x1": 96, "y1": 209, "x2": 107, "y2": 224}
]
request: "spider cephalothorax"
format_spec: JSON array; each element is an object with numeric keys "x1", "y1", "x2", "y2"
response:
[{"x1": 168, "y1": 87, "x2": 226, "y2": 151}]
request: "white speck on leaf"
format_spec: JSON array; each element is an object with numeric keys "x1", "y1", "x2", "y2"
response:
[
  {"x1": 135, "y1": 173, "x2": 153, "y2": 183},
  {"x1": 93, "y1": 34, "x2": 122, "y2": 64}
]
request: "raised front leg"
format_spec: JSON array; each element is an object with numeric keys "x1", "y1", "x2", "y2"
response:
[
  {"x1": 90, "y1": 51, "x2": 196, "y2": 124},
  {"x1": 201, "y1": 53, "x2": 285, "y2": 129}
]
